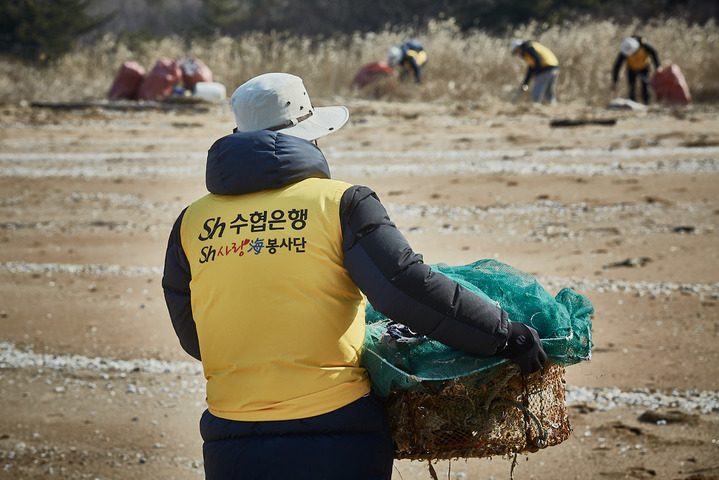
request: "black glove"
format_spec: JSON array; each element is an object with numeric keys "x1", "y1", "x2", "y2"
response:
[{"x1": 498, "y1": 322, "x2": 548, "y2": 375}]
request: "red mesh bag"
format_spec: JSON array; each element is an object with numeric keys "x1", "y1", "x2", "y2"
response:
[
  {"x1": 137, "y1": 58, "x2": 182, "y2": 101},
  {"x1": 107, "y1": 61, "x2": 145, "y2": 100},
  {"x1": 177, "y1": 58, "x2": 213, "y2": 90},
  {"x1": 651, "y1": 64, "x2": 692, "y2": 106},
  {"x1": 351, "y1": 62, "x2": 396, "y2": 88}
]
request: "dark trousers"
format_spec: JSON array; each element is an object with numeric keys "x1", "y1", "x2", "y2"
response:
[
  {"x1": 200, "y1": 392, "x2": 394, "y2": 480},
  {"x1": 627, "y1": 67, "x2": 651, "y2": 104}
]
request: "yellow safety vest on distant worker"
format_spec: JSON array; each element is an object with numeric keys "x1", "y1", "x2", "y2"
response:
[
  {"x1": 626, "y1": 45, "x2": 652, "y2": 71},
  {"x1": 180, "y1": 177, "x2": 370, "y2": 422},
  {"x1": 521, "y1": 41, "x2": 559, "y2": 69},
  {"x1": 404, "y1": 48, "x2": 427, "y2": 69}
]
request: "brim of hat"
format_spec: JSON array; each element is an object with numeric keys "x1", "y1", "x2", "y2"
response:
[
  {"x1": 621, "y1": 46, "x2": 639, "y2": 55},
  {"x1": 279, "y1": 106, "x2": 349, "y2": 141}
]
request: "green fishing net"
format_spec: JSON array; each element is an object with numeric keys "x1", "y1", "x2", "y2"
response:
[{"x1": 362, "y1": 259, "x2": 594, "y2": 398}]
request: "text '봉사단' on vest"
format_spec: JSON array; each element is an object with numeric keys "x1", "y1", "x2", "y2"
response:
[{"x1": 197, "y1": 208, "x2": 309, "y2": 263}]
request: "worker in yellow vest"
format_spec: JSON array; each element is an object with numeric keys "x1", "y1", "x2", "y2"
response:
[
  {"x1": 163, "y1": 72, "x2": 546, "y2": 480},
  {"x1": 388, "y1": 40, "x2": 427, "y2": 84},
  {"x1": 612, "y1": 35, "x2": 661, "y2": 104},
  {"x1": 511, "y1": 39, "x2": 559, "y2": 104}
]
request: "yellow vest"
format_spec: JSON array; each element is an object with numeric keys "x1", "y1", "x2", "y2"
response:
[
  {"x1": 523, "y1": 42, "x2": 559, "y2": 68},
  {"x1": 404, "y1": 49, "x2": 427, "y2": 68},
  {"x1": 180, "y1": 178, "x2": 370, "y2": 421},
  {"x1": 626, "y1": 48, "x2": 651, "y2": 71}
]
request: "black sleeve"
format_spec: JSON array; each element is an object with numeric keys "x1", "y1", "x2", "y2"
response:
[
  {"x1": 162, "y1": 208, "x2": 201, "y2": 360},
  {"x1": 408, "y1": 56, "x2": 421, "y2": 83},
  {"x1": 612, "y1": 53, "x2": 625, "y2": 83},
  {"x1": 522, "y1": 43, "x2": 541, "y2": 84},
  {"x1": 644, "y1": 42, "x2": 660, "y2": 69},
  {"x1": 340, "y1": 185, "x2": 510, "y2": 356},
  {"x1": 522, "y1": 66, "x2": 532, "y2": 87}
]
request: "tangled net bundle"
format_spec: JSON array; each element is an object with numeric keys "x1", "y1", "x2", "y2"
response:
[
  {"x1": 387, "y1": 362, "x2": 570, "y2": 460},
  {"x1": 362, "y1": 259, "x2": 593, "y2": 460}
]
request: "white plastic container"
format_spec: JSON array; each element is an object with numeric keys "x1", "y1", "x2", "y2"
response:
[{"x1": 193, "y1": 82, "x2": 227, "y2": 101}]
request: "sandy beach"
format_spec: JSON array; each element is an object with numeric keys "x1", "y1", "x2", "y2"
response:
[{"x1": 1, "y1": 99, "x2": 717, "y2": 479}]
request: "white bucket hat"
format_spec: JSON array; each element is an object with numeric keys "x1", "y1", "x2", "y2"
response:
[
  {"x1": 620, "y1": 37, "x2": 640, "y2": 56},
  {"x1": 231, "y1": 73, "x2": 349, "y2": 141},
  {"x1": 387, "y1": 46, "x2": 403, "y2": 66}
]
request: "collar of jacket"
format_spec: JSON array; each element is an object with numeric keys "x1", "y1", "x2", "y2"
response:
[{"x1": 205, "y1": 130, "x2": 332, "y2": 195}]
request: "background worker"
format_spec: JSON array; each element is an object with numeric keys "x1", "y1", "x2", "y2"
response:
[
  {"x1": 612, "y1": 35, "x2": 660, "y2": 104},
  {"x1": 510, "y1": 38, "x2": 559, "y2": 104},
  {"x1": 388, "y1": 39, "x2": 427, "y2": 84},
  {"x1": 163, "y1": 72, "x2": 547, "y2": 479}
]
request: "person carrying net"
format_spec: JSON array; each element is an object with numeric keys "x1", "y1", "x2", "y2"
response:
[{"x1": 162, "y1": 72, "x2": 546, "y2": 480}]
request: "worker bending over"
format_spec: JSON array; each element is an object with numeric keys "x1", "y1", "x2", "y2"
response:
[
  {"x1": 511, "y1": 39, "x2": 559, "y2": 104},
  {"x1": 612, "y1": 35, "x2": 660, "y2": 104},
  {"x1": 388, "y1": 40, "x2": 427, "y2": 84}
]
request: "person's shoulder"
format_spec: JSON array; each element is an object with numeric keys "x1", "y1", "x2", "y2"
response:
[{"x1": 404, "y1": 40, "x2": 424, "y2": 51}]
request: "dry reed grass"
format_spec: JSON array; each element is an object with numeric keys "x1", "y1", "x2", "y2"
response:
[{"x1": 0, "y1": 18, "x2": 716, "y2": 106}]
